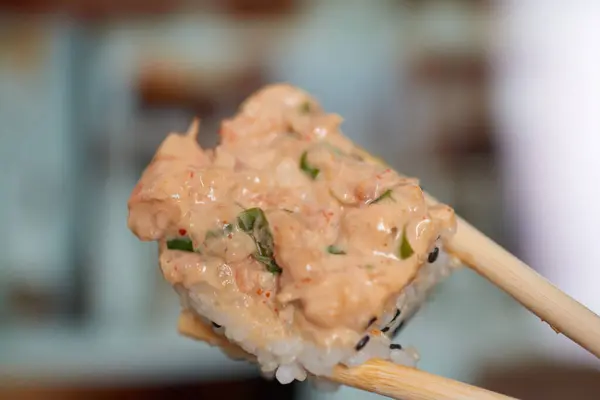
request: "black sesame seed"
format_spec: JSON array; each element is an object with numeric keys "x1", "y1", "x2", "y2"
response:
[
  {"x1": 355, "y1": 336, "x2": 370, "y2": 351},
  {"x1": 366, "y1": 317, "x2": 377, "y2": 328},
  {"x1": 428, "y1": 247, "x2": 439, "y2": 263},
  {"x1": 382, "y1": 310, "x2": 401, "y2": 335},
  {"x1": 212, "y1": 322, "x2": 222, "y2": 328},
  {"x1": 389, "y1": 344, "x2": 403, "y2": 350}
]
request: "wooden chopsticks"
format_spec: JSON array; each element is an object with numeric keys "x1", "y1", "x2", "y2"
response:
[
  {"x1": 330, "y1": 359, "x2": 516, "y2": 400},
  {"x1": 178, "y1": 311, "x2": 517, "y2": 400},
  {"x1": 434, "y1": 202, "x2": 600, "y2": 359}
]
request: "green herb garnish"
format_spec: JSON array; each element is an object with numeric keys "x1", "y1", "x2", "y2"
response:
[
  {"x1": 167, "y1": 238, "x2": 194, "y2": 252},
  {"x1": 370, "y1": 189, "x2": 394, "y2": 204},
  {"x1": 299, "y1": 151, "x2": 320, "y2": 179},
  {"x1": 399, "y1": 226, "x2": 414, "y2": 260},
  {"x1": 299, "y1": 101, "x2": 311, "y2": 114},
  {"x1": 237, "y1": 208, "x2": 261, "y2": 232},
  {"x1": 237, "y1": 208, "x2": 282, "y2": 274},
  {"x1": 327, "y1": 245, "x2": 346, "y2": 255}
]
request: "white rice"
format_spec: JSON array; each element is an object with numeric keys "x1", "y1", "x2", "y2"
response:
[{"x1": 176, "y1": 244, "x2": 454, "y2": 388}]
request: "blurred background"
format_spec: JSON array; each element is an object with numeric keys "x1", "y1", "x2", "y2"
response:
[{"x1": 1, "y1": 0, "x2": 599, "y2": 399}]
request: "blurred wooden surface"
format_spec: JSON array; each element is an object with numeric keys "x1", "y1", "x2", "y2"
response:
[
  {"x1": 0, "y1": 0, "x2": 297, "y2": 20},
  {"x1": 220, "y1": 0, "x2": 298, "y2": 18},
  {"x1": 137, "y1": 63, "x2": 265, "y2": 117},
  {"x1": 0, "y1": 378, "x2": 296, "y2": 400},
  {"x1": 0, "y1": 0, "x2": 182, "y2": 19},
  {"x1": 476, "y1": 363, "x2": 600, "y2": 400}
]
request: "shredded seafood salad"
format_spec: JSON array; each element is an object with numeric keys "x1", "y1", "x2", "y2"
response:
[{"x1": 127, "y1": 84, "x2": 456, "y2": 384}]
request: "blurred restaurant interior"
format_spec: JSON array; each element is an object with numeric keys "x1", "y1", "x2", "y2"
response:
[{"x1": 1, "y1": 0, "x2": 599, "y2": 399}]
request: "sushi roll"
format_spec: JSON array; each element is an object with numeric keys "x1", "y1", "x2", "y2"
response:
[{"x1": 127, "y1": 84, "x2": 457, "y2": 386}]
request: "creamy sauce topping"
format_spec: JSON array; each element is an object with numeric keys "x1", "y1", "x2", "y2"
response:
[{"x1": 128, "y1": 84, "x2": 456, "y2": 348}]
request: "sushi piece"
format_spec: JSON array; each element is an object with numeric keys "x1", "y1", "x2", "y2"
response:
[{"x1": 127, "y1": 84, "x2": 457, "y2": 385}]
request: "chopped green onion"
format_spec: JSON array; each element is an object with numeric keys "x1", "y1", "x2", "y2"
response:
[
  {"x1": 299, "y1": 151, "x2": 320, "y2": 179},
  {"x1": 399, "y1": 226, "x2": 414, "y2": 260},
  {"x1": 370, "y1": 189, "x2": 394, "y2": 204},
  {"x1": 237, "y1": 208, "x2": 282, "y2": 274},
  {"x1": 167, "y1": 238, "x2": 194, "y2": 252},
  {"x1": 327, "y1": 245, "x2": 346, "y2": 255}
]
